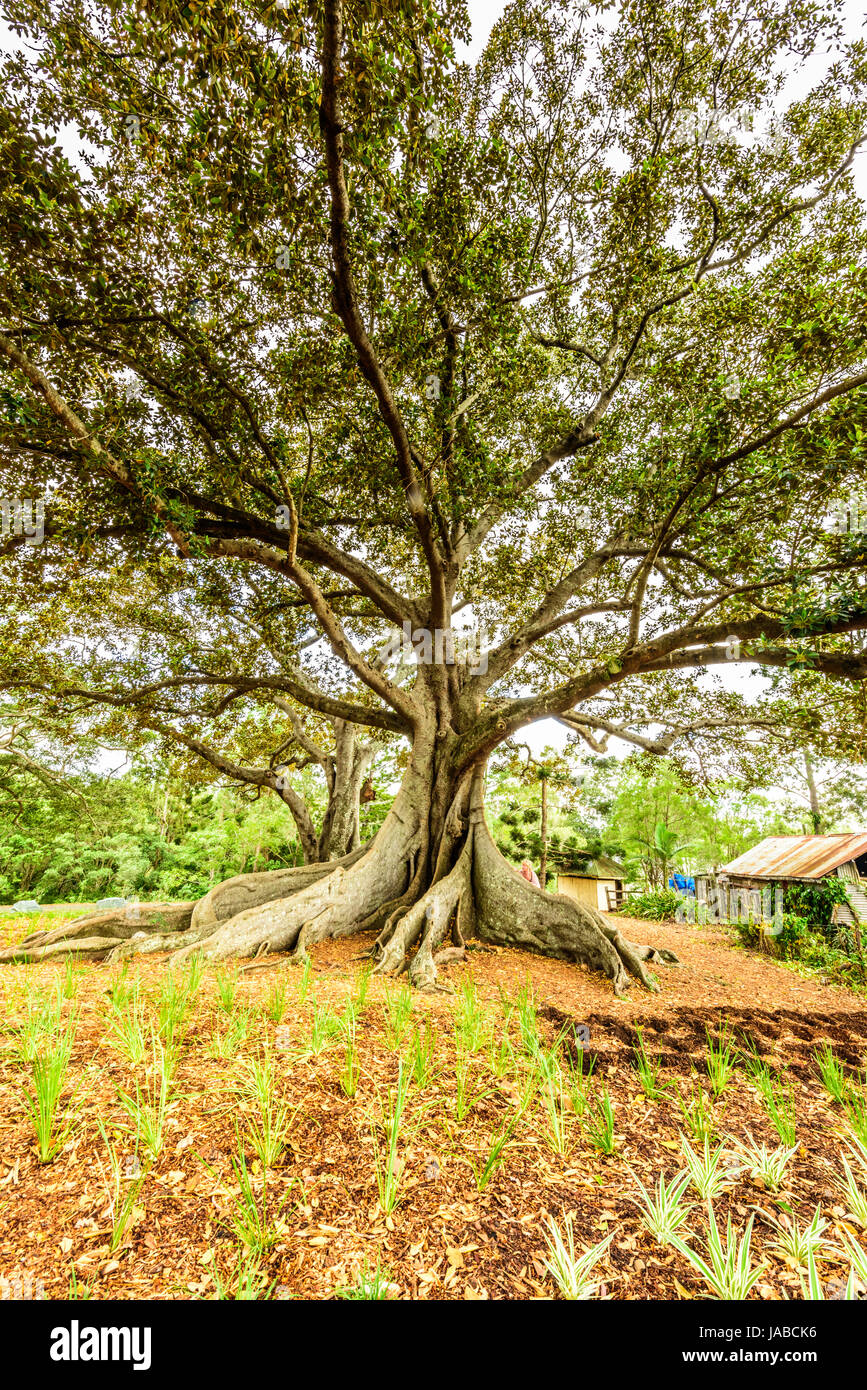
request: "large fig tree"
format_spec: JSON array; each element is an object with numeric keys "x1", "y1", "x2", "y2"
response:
[{"x1": 2, "y1": 0, "x2": 867, "y2": 990}]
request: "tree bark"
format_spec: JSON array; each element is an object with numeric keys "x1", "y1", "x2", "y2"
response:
[
  {"x1": 539, "y1": 773, "x2": 548, "y2": 891},
  {"x1": 804, "y1": 751, "x2": 824, "y2": 834},
  {"x1": 316, "y1": 719, "x2": 377, "y2": 860}
]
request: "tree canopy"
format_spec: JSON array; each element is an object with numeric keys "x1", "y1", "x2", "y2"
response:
[{"x1": 2, "y1": 0, "x2": 867, "y2": 990}]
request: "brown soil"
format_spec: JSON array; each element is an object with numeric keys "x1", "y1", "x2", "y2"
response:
[{"x1": 1, "y1": 911, "x2": 865, "y2": 1302}]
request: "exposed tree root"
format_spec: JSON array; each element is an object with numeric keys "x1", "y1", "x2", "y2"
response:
[
  {"x1": 0, "y1": 903, "x2": 195, "y2": 964},
  {"x1": 109, "y1": 917, "x2": 222, "y2": 963},
  {"x1": 160, "y1": 793, "x2": 421, "y2": 963},
  {"x1": 469, "y1": 807, "x2": 678, "y2": 997},
  {"x1": 0, "y1": 776, "x2": 679, "y2": 996},
  {"x1": 367, "y1": 840, "x2": 427, "y2": 958},
  {"x1": 191, "y1": 844, "x2": 369, "y2": 932},
  {"x1": 433, "y1": 945, "x2": 465, "y2": 966},
  {"x1": 374, "y1": 836, "x2": 474, "y2": 989}
]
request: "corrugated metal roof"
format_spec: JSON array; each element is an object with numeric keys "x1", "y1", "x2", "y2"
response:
[{"x1": 722, "y1": 833, "x2": 867, "y2": 881}]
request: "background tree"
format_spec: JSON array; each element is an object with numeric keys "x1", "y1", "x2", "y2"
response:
[
  {"x1": 0, "y1": 759, "x2": 324, "y2": 903},
  {"x1": 626, "y1": 820, "x2": 698, "y2": 890},
  {"x1": 578, "y1": 753, "x2": 808, "y2": 884},
  {"x1": 763, "y1": 748, "x2": 867, "y2": 834},
  {"x1": 0, "y1": 559, "x2": 395, "y2": 861}
]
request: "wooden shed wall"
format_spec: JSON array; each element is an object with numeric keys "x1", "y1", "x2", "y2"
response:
[{"x1": 557, "y1": 876, "x2": 617, "y2": 913}]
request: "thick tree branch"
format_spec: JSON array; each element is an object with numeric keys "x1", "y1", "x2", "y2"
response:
[{"x1": 319, "y1": 0, "x2": 448, "y2": 627}]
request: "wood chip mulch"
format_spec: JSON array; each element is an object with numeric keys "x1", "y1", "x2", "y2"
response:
[{"x1": 1, "y1": 911, "x2": 865, "y2": 1301}]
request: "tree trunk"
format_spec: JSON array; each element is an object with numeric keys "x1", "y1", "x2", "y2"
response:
[
  {"x1": 0, "y1": 721, "x2": 679, "y2": 994},
  {"x1": 804, "y1": 751, "x2": 824, "y2": 834},
  {"x1": 280, "y1": 720, "x2": 379, "y2": 865},
  {"x1": 539, "y1": 774, "x2": 548, "y2": 891},
  {"x1": 317, "y1": 720, "x2": 376, "y2": 861}
]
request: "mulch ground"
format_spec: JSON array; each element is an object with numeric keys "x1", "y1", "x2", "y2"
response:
[{"x1": 0, "y1": 911, "x2": 865, "y2": 1301}]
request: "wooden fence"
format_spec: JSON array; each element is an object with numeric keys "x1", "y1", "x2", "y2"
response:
[{"x1": 678, "y1": 880, "x2": 783, "y2": 929}]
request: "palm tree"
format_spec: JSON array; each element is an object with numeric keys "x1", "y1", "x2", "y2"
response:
[{"x1": 629, "y1": 822, "x2": 697, "y2": 890}]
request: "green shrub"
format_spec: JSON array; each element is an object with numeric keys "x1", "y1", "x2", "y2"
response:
[
  {"x1": 783, "y1": 879, "x2": 849, "y2": 930},
  {"x1": 735, "y1": 911, "x2": 865, "y2": 991},
  {"x1": 619, "y1": 888, "x2": 681, "y2": 921},
  {"x1": 734, "y1": 911, "x2": 809, "y2": 959}
]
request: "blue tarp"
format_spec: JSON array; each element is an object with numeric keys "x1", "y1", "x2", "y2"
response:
[{"x1": 669, "y1": 873, "x2": 695, "y2": 894}]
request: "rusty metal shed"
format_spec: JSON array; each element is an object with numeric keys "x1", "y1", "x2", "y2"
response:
[{"x1": 721, "y1": 833, "x2": 867, "y2": 882}]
